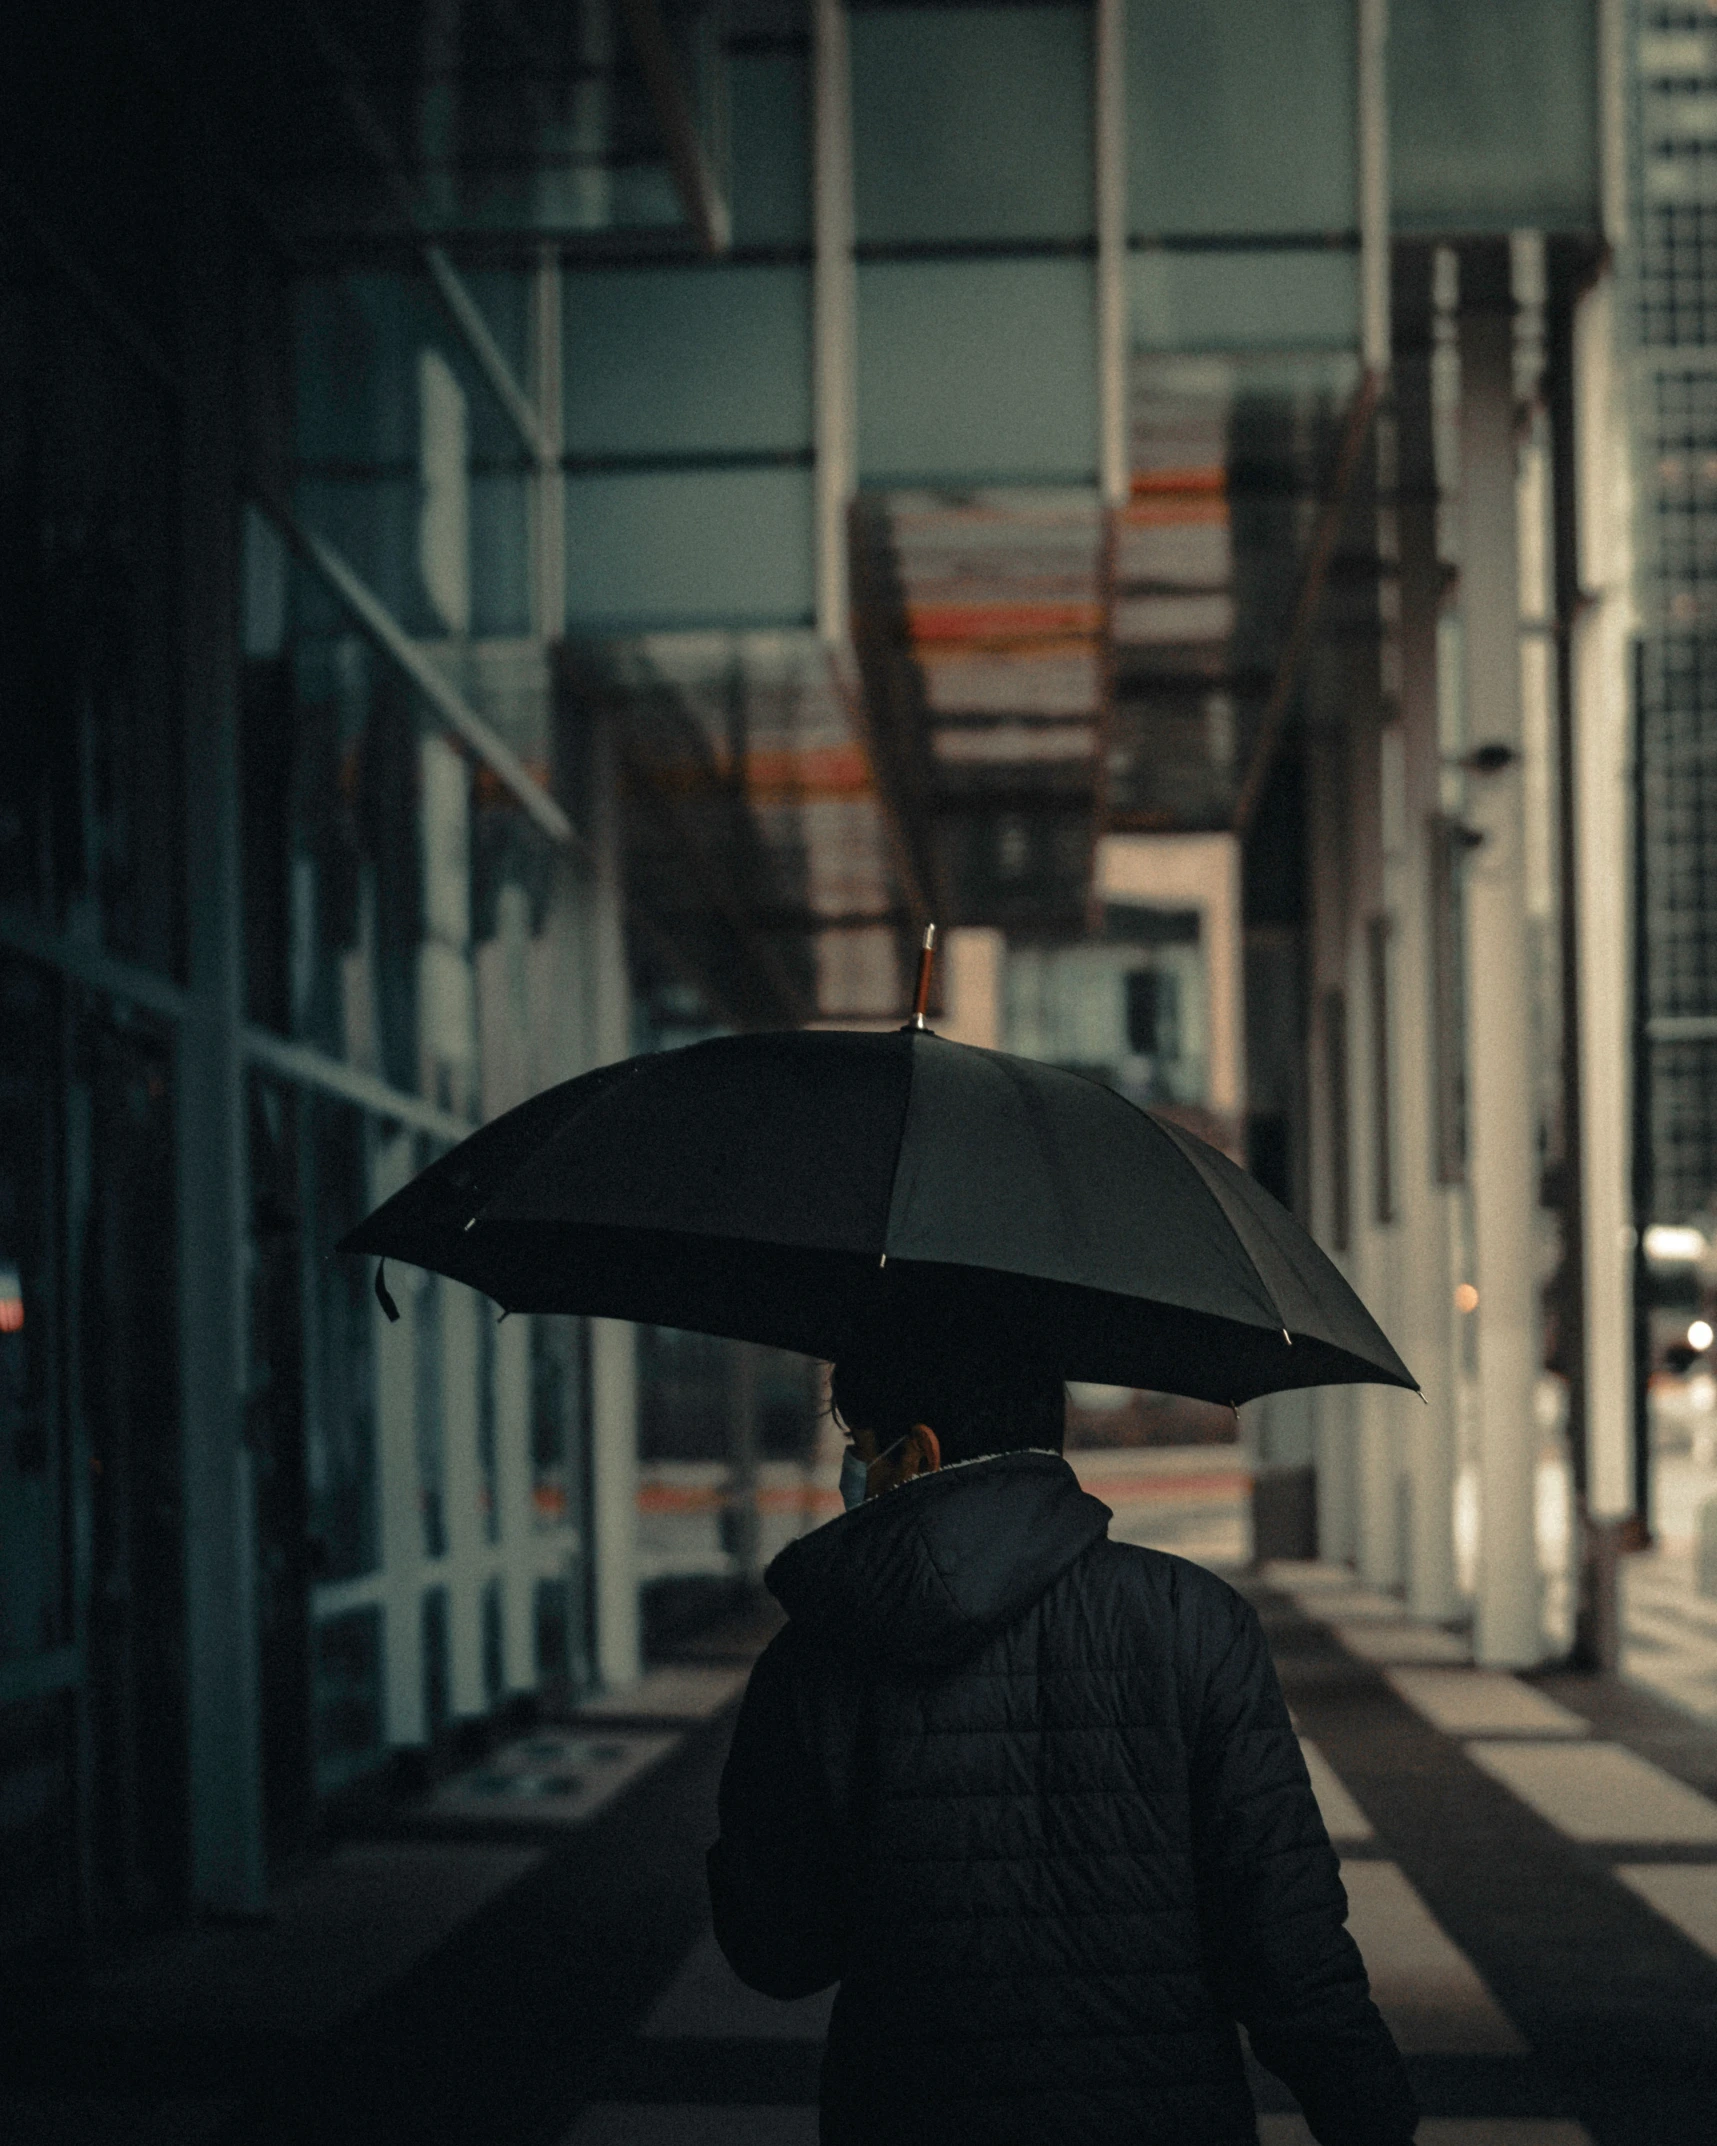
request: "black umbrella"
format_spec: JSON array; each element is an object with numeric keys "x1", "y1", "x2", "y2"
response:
[{"x1": 338, "y1": 1026, "x2": 1413, "y2": 1409}]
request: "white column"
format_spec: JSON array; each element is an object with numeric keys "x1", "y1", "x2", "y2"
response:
[
  {"x1": 178, "y1": 179, "x2": 266, "y2": 1910},
  {"x1": 1304, "y1": 716, "x2": 1360, "y2": 1563},
  {"x1": 441, "y1": 1281, "x2": 485, "y2": 1717},
  {"x1": 1393, "y1": 711, "x2": 1460, "y2": 1619},
  {"x1": 1348, "y1": 659, "x2": 1402, "y2": 1592},
  {"x1": 532, "y1": 243, "x2": 566, "y2": 646},
  {"x1": 1572, "y1": 271, "x2": 1638, "y2": 1528},
  {"x1": 813, "y1": 0, "x2": 857, "y2": 649},
  {"x1": 586, "y1": 717, "x2": 642, "y2": 1689},
  {"x1": 1357, "y1": 0, "x2": 1391, "y2": 379},
  {"x1": 1461, "y1": 276, "x2": 1543, "y2": 1667},
  {"x1": 493, "y1": 1311, "x2": 537, "y2": 1693},
  {"x1": 373, "y1": 1130, "x2": 426, "y2": 1743},
  {"x1": 1394, "y1": 285, "x2": 1462, "y2": 1620},
  {"x1": 1095, "y1": 0, "x2": 1128, "y2": 513}
]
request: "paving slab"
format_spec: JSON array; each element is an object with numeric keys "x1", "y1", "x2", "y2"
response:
[
  {"x1": 1615, "y1": 1864, "x2": 1717, "y2": 1960},
  {"x1": 1299, "y1": 1737, "x2": 1375, "y2": 1844},
  {"x1": 1467, "y1": 1741, "x2": 1717, "y2": 1846},
  {"x1": 1333, "y1": 1621, "x2": 1472, "y2": 1665},
  {"x1": 1385, "y1": 1670, "x2": 1590, "y2": 1740},
  {"x1": 1340, "y1": 1863, "x2": 1527, "y2": 2055},
  {"x1": 1292, "y1": 1584, "x2": 1413, "y2": 1623}
]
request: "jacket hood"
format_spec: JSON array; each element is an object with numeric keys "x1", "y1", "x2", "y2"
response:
[{"x1": 765, "y1": 1451, "x2": 1112, "y2": 1673}]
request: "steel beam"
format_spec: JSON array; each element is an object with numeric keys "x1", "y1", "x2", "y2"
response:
[
  {"x1": 1230, "y1": 367, "x2": 1383, "y2": 838},
  {"x1": 262, "y1": 499, "x2": 579, "y2": 850},
  {"x1": 619, "y1": 0, "x2": 732, "y2": 256}
]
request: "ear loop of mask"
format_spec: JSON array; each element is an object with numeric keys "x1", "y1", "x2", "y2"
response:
[{"x1": 839, "y1": 1432, "x2": 910, "y2": 1511}]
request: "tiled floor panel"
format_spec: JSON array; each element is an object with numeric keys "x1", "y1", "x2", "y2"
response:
[
  {"x1": 16, "y1": 1565, "x2": 1717, "y2": 2146},
  {"x1": 1385, "y1": 1668, "x2": 1590, "y2": 1739},
  {"x1": 1330, "y1": 1863, "x2": 1526, "y2": 2055},
  {"x1": 1466, "y1": 1740, "x2": 1717, "y2": 1845},
  {"x1": 1614, "y1": 1863, "x2": 1717, "y2": 1959}
]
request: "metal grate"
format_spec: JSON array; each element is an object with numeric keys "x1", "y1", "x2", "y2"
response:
[{"x1": 1633, "y1": 7, "x2": 1717, "y2": 1219}]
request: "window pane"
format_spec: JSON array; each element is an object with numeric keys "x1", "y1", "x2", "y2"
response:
[
  {"x1": 533, "y1": 1574, "x2": 571, "y2": 1686},
  {"x1": 245, "y1": 520, "x2": 557, "y2": 1117},
  {"x1": 0, "y1": 1695, "x2": 78, "y2": 1980},
  {"x1": 729, "y1": 47, "x2": 811, "y2": 248},
  {"x1": 530, "y1": 1315, "x2": 589, "y2": 1533},
  {"x1": 246, "y1": 1072, "x2": 315, "y2": 1862},
  {"x1": 565, "y1": 467, "x2": 816, "y2": 629},
  {"x1": 421, "y1": 1587, "x2": 450, "y2": 1744},
  {"x1": 564, "y1": 265, "x2": 813, "y2": 458},
  {"x1": 304, "y1": 1098, "x2": 378, "y2": 1583},
  {"x1": 0, "y1": 958, "x2": 64, "y2": 1665},
  {"x1": 852, "y1": 7, "x2": 1094, "y2": 244},
  {"x1": 73, "y1": 1000, "x2": 186, "y2": 1920},
  {"x1": 414, "y1": 1269, "x2": 447, "y2": 1561},
  {"x1": 1127, "y1": 1, "x2": 1356, "y2": 237},
  {"x1": 1129, "y1": 252, "x2": 1359, "y2": 354},
  {"x1": 477, "y1": 1309, "x2": 500, "y2": 1546},
  {"x1": 1391, "y1": 0, "x2": 1598, "y2": 235},
  {"x1": 0, "y1": 254, "x2": 184, "y2": 976},
  {"x1": 856, "y1": 261, "x2": 1098, "y2": 485},
  {"x1": 481, "y1": 1575, "x2": 505, "y2": 1706},
  {"x1": 313, "y1": 1606, "x2": 384, "y2": 1797}
]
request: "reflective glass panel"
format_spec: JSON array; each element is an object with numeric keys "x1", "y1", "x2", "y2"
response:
[
  {"x1": 565, "y1": 467, "x2": 816, "y2": 629},
  {"x1": 1127, "y1": 1, "x2": 1356, "y2": 237},
  {"x1": 1391, "y1": 0, "x2": 1598, "y2": 234},
  {"x1": 852, "y1": 7, "x2": 1094, "y2": 244},
  {"x1": 312, "y1": 1606, "x2": 384, "y2": 1797},
  {"x1": 0, "y1": 248, "x2": 184, "y2": 975},
  {"x1": 856, "y1": 261, "x2": 1098, "y2": 485},
  {"x1": 414, "y1": 1268, "x2": 447, "y2": 1561},
  {"x1": 303, "y1": 1097, "x2": 379, "y2": 1584},
  {"x1": 0, "y1": 957, "x2": 63, "y2": 1664},
  {"x1": 564, "y1": 265, "x2": 813, "y2": 458}
]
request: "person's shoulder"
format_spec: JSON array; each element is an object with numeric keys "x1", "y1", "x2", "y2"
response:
[{"x1": 1084, "y1": 1537, "x2": 1252, "y2": 1631}]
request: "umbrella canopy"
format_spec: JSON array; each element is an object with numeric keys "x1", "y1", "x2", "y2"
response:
[{"x1": 339, "y1": 1028, "x2": 1414, "y2": 1408}]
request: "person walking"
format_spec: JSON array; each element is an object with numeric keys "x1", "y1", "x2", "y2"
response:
[{"x1": 708, "y1": 1340, "x2": 1416, "y2": 2146}]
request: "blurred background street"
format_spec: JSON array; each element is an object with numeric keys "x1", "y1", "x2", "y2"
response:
[{"x1": 7, "y1": 1, "x2": 1717, "y2": 2138}]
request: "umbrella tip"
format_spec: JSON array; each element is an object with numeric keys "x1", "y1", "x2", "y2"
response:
[{"x1": 909, "y1": 921, "x2": 938, "y2": 1029}]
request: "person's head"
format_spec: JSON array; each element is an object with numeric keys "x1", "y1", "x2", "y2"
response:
[{"x1": 829, "y1": 1338, "x2": 1067, "y2": 1500}]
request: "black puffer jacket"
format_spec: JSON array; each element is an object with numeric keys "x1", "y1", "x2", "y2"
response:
[{"x1": 708, "y1": 1450, "x2": 1415, "y2": 2145}]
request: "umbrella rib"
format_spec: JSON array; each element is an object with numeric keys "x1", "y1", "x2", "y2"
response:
[
  {"x1": 1144, "y1": 1110, "x2": 1297, "y2": 1348},
  {"x1": 876, "y1": 1033, "x2": 923, "y2": 1263}
]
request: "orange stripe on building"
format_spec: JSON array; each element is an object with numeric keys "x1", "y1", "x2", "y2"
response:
[
  {"x1": 1077, "y1": 1472, "x2": 1251, "y2": 1503},
  {"x1": 1130, "y1": 466, "x2": 1226, "y2": 497},
  {"x1": 906, "y1": 602, "x2": 1104, "y2": 643},
  {"x1": 1121, "y1": 497, "x2": 1230, "y2": 529}
]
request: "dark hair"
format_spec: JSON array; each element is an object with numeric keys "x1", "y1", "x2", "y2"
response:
[{"x1": 829, "y1": 1345, "x2": 1066, "y2": 1468}]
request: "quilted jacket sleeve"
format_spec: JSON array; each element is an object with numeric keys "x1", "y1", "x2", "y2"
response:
[
  {"x1": 707, "y1": 1627, "x2": 845, "y2": 1999},
  {"x1": 1186, "y1": 1589, "x2": 1417, "y2": 2146}
]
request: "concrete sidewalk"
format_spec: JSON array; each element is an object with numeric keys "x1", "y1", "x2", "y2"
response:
[{"x1": 8, "y1": 1576, "x2": 1717, "y2": 2145}]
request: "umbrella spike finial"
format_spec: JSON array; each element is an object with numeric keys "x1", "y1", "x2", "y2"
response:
[{"x1": 910, "y1": 921, "x2": 938, "y2": 1030}]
